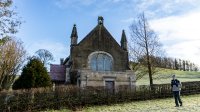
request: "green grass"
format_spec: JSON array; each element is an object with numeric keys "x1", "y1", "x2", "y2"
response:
[
  {"x1": 48, "y1": 94, "x2": 200, "y2": 112},
  {"x1": 137, "y1": 69, "x2": 200, "y2": 85}
]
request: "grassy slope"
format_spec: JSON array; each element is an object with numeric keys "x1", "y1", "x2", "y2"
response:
[
  {"x1": 137, "y1": 68, "x2": 200, "y2": 85},
  {"x1": 50, "y1": 94, "x2": 200, "y2": 112}
]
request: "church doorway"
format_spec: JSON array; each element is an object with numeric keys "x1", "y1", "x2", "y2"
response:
[{"x1": 105, "y1": 81, "x2": 115, "y2": 90}]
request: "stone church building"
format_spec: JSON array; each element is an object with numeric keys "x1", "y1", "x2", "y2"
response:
[{"x1": 50, "y1": 17, "x2": 135, "y2": 89}]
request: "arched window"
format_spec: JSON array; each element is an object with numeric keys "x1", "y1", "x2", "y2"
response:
[{"x1": 89, "y1": 52, "x2": 113, "y2": 71}]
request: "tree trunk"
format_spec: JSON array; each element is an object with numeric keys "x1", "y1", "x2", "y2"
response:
[
  {"x1": 143, "y1": 13, "x2": 153, "y2": 85},
  {"x1": 145, "y1": 42, "x2": 153, "y2": 85},
  {"x1": 147, "y1": 56, "x2": 153, "y2": 85}
]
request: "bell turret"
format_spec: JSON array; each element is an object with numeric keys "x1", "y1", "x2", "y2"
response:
[{"x1": 98, "y1": 16, "x2": 104, "y2": 25}]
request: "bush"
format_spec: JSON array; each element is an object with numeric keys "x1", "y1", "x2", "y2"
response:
[{"x1": 12, "y1": 58, "x2": 52, "y2": 89}]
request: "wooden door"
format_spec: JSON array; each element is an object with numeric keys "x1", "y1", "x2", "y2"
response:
[{"x1": 105, "y1": 81, "x2": 114, "y2": 92}]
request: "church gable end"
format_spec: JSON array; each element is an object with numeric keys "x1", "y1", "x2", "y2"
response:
[
  {"x1": 70, "y1": 17, "x2": 129, "y2": 72},
  {"x1": 50, "y1": 16, "x2": 135, "y2": 87},
  {"x1": 78, "y1": 25, "x2": 122, "y2": 51}
]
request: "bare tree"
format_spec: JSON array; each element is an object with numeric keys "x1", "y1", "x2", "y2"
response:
[
  {"x1": 0, "y1": 0, "x2": 24, "y2": 90},
  {"x1": 129, "y1": 13, "x2": 163, "y2": 85},
  {"x1": 0, "y1": 36, "x2": 10, "y2": 45},
  {"x1": 0, "y1": 0, "x2": 21, "y2": 38},
  {"x1": 35, "y1": 49, "x2": 54, "y2": 66},
  {"x1": 0, "y1": 38, "x2": 26, "y2": 90}
]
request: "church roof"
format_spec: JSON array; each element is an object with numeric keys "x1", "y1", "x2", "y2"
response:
[
  {"x1": 50, "y1": 64, "x2": 66, "y2": 81},
  {"x1": 77, "y1": 17, "x2": 121, "y2": 48}
]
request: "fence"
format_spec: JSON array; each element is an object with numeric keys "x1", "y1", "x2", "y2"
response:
[{"x1": 0, "y1": 81, "x2": 200, "y2": 111}]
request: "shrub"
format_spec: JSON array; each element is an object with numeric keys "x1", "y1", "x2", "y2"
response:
[{"x1": 12, "y1": 58, "x2": 52, "y2": 89}]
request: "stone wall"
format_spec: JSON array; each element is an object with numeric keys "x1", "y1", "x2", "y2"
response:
[
  {"x1": 78, "y1": 69, "x2": 136, "y2": 87},
  {"x1": 70, "y1": 25, "x2": 129, "y2": 72}
]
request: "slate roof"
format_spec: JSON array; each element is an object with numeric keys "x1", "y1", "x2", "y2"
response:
[
  {"x1": 77, "y1": 23, "x2": 122, "y2": 50},
  {"x1": 50, "y1": 64, "x2": 66, "y2": 81}
]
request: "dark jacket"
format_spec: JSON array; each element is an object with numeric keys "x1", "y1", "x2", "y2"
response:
[{"x1": 171, "y1": 79, "x2": 181, "y2": 91}]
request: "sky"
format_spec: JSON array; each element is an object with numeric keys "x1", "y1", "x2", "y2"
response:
[{"x1": 13, "y1": 0, "x2": 200, "y2": 67}]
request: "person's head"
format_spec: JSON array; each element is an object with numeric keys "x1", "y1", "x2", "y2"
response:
[{"x1": 172, "y1": 74, "x2": 176, "y2": 80}]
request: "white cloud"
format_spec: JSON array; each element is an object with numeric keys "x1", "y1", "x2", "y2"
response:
[
  {"x1": 130, "y1": 0, "x2": 200, "y2": 19},
  {"x1": 151, "y1": 12, "x2": 200, "y2": 41},
  {"x1": 120, "y1": 0, "x2": 200, "y2": 28},
  {"x1": 150, "y1": 9, "x2": 200, "y2": 66}
]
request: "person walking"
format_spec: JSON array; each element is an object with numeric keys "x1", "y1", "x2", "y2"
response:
[{"x1": 171, "y1": 75, "x2": 182, "y2": 107}]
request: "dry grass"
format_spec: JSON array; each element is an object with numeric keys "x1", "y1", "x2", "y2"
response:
[
  {"x1": 49, "y1": 94, "x2": 200, "y2": 112},
  {"x1": 84, "y1": 94, "x2": 200, "y2": 112}
]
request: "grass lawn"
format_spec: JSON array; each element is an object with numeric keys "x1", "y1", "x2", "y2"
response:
[
  {"x1": 49, "y1": 94, "x2": 200, "y2": 112},
  {"x1": 137, "y1": 69, "x2": 200, "y2": 85}
]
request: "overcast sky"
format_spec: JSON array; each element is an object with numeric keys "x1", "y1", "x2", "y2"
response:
[{"x1": 14, "y1": 0, "x2": 200, "y2": 67}]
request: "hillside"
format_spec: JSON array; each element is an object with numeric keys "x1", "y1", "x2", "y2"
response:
[{"x1": 136, "y1": 68, "x2": 200, "y2": 85}]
